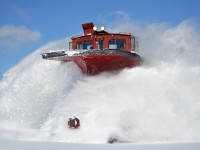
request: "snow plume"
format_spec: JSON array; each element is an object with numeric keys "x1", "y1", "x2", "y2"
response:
[
  {"x1": 0, "y1": 38, "x2": 83, "y2": 136},
  {"x1": 0, "y1": 16, "x2": 200, "y2": 143},
  {"x1": 106, "y1": 17, "x2": 200, "y2": 66},
  {"x1": 139, "y1": 20, "x2": 200, "y2": 66}
]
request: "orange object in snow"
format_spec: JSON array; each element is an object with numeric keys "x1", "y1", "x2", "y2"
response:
[{"x1": 68, "y1": 117, "x2": 80, "y2": 129}]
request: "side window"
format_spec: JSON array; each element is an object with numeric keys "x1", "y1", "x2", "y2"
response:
[
  {"x1": 69, "y1": 42, "x2": 72, "y2": 50},
  {"x1": 131, "y1": 36, "x2": 139, "y2": 53},
  {"x1": 77, "y1": 42, "x2": 93, "y2": 50},
  {"x1": 131, "y1": 37, "x2": 135, "y2": 52},
  {"x1": 108, "y1": 39, "x2": 126, "y2": 50}
]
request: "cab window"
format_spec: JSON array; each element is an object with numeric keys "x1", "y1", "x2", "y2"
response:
[
  {"x1": 108, "y1": 39, "x2": 126, "y2": 50},
  {"x1": 77, "y1": 42, "x2": 93, "y2": 50}
]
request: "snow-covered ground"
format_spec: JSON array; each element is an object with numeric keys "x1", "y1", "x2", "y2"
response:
[{"x1": 0, "y1": 140, "x2": 200, "y2": 150}]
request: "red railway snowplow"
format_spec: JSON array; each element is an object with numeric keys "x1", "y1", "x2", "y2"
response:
[{"x1": 42, "y1": 22, "x2": 140, "y2": 75}]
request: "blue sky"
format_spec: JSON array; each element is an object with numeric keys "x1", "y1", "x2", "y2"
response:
[{"x1": 0, "y1": 0, "x2": 200, "y2": 79}]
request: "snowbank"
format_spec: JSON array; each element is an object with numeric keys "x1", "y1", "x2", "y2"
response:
[{"x1": 0, "y1": 139, "x2": 200, "y2": 150}]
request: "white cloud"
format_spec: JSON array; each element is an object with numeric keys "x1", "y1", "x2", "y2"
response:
[
  {"x1": 98, "y1": 11, "x2": 131, "y2": 25},
  {"x1": 12, "y1": 4, "x2": 31, "y2": 21},
  {"x1": 0, "y1": 24, "x2": 41, "y2": 51}
]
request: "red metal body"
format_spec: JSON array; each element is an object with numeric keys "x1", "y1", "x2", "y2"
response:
[
  {"x1": 42, "y1": 22, "x2": 140, "y2": 75},
  {"x1": 46, "y1": 53, "x2": 140, "y2": 74}
]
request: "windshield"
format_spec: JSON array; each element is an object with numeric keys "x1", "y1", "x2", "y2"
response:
[
  {"x1": 108, "y1": 39, "x2": 126, "y2": 50},
  {"x1": 77, "y1": 42, "x2": 93, "y2": 50}
]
